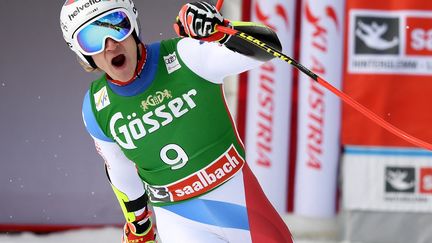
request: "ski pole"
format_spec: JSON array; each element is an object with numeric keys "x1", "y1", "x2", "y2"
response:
[
  {"x1": 214, "y1": 0, "x2": 432, "y2": 151},
  {"x1": 215, "y1": 0, "x2": 224, "y2": 10}
]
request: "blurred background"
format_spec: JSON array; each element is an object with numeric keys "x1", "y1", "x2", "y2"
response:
[
  {"x1": 0, "y1": 0, "x2": 191, "y2": 228},
  {"x1": 1, "y1": 0, "x2": 432, "y2": 243}
]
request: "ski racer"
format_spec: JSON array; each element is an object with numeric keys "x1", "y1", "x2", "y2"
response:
[{"x1": 60, "y1": 0, "x2": 293, "y2": 242}]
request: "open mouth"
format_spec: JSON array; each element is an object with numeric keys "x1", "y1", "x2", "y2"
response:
[{"x1": 111, "y1": 54, "x2": 126, "y2": 67}]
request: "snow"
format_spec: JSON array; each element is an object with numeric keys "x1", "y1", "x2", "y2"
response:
[
  {"x1": 0, "y1": 228, "x2": 122, "y2": 243},
  {"x1": 0, "y1": 228, "x2": 342, "y2": 243},
  {"x1": 0, "y1": 214, "x2": 345, "y2": 243}
]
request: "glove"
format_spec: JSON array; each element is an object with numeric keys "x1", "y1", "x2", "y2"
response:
[
  {"x1": 121, "y1": 210, "x2": 157, "y2": 243},
  {"x1": 174, "y1": 1, "x2": 230, "y2": 43}
]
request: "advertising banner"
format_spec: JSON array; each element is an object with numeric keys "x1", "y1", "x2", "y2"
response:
[
  {"x1": 342, "y1": 0, "x2": 432, "y2": 216},
  {"x1": 343, "y1": 0, "x2": 432, "y2": 147},
  {"x1": 344, "y1": 146, "x2": 432, "y2": 212},
  {"x1": 294, "y1": 0, "x2": 345, "y2": 217},
  {"x1": 244, "y1": 0, "x2": 296, "y2": 213}
]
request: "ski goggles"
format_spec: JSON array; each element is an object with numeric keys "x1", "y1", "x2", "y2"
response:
[{"x1": 74, "y1": 9, "x2": 134, "y2": 56}]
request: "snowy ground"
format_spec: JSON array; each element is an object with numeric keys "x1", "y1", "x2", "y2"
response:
[
  {"x1": 0, "y1": 214, "x2": 349, "y2": 243},
  {"x1": 0, "y1": 214, "x2": 348, "y2": 243},
  {"x1": 0, "y1": 227, "x2": 342, "y2": 243},
  {"x1": 0, "y1": 228, "x2": 122, "y2": 243}
]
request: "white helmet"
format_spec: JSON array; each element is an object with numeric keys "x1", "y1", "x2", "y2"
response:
[{"x1": 60, "y1": 0, "x2": 140, "y2": 67}]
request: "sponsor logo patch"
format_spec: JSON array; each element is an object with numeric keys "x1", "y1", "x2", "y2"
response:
[
  {"x1": 385, "y1": 166, "x2": 415, "y2": 193},
  {"x1": 109, "y1": 89, "x2": 198, "y2": 150},
  {"x1": 94, "y1": 86, "x2": 110, "y2": 111},
  {"x1": 348, "y1": 10, "x2": 432, "y2": 75},
  {"x1": 144, "y1": 145, "x2": 245, "y2": 203},
  {"x1": 141, "y1": 90, "x2": 172, "y2": 111},
  {"x1": 164, "y1": 52, "x2": 181, "y2": 74},
  {"x1": 354, "y1": 16, "x2": 400, "y2": 55}
]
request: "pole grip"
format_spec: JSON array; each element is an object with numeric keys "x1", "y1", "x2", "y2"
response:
[{"x1": 216, "y1": 25, "x2": 238, "y2": 35}]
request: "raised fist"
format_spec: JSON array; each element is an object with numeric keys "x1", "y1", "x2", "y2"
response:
[{"x1": 174, "y1": 1, "x2": 230, "y2": 43}]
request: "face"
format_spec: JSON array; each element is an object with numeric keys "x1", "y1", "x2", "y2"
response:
[{"x1": 92, "y1": 35, "x2": 137, "y2": 82}]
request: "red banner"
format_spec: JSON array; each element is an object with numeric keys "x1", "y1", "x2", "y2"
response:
[{"x1": 343, "y1": 0, "x2": 432, "y2": 147}]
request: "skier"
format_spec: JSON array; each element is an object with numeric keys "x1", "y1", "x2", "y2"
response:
[{"x1": 60, "y1": 0, "x2": 293, "y2": 242}]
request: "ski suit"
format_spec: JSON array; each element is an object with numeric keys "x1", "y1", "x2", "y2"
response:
[{"x1": 82, "y1": 35, "x2": 293, "y2": 243}]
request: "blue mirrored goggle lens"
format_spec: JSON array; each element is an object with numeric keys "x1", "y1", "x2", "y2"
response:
[{"x1": 77, "y1": 11, "x2": 132, "y2": 54}]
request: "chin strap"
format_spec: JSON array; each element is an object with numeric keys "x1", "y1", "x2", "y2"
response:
[
  {"x1": 135, "y1": 34, "x2": 142, "y2": 78},
  {"x1": 84, "y1": 55, "x2": 98, "y2": 69}
]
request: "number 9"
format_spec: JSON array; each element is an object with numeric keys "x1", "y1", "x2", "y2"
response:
[{"x1": 160, "y1": 144, "x2": 189, "y2": 170}]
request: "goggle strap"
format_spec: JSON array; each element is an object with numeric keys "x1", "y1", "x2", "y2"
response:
[
  {"x1": 84, "y1": 55, "x2": 97, "y2": 69},
  {"x1": 132, "y1": 31, "x2": 140, "y2": 44}
]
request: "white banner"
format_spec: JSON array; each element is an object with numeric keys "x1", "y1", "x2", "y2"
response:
[
  {"x1": 294, "y1": 0, "x2": 345, "y2": 217},
  {"x1": 245, "y1": 0, "x2": 296, "y2": 213},
  {"x1": 343, "y1": 146, "x2": 432, "y2": 212},
  {"x1": 347, "y1": 10, "x2": 432, "y2": 76}
]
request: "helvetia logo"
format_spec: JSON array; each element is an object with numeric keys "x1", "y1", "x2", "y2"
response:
[
  {"x1": 67, "y1": 0, "x2": 110, "y2": 21},
  {"x1": 354, "y1": 16, "x2": 400, "y2": 55},
  {"x1": 385, "y1": 167, "x2": 415, "y2": 193}
]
